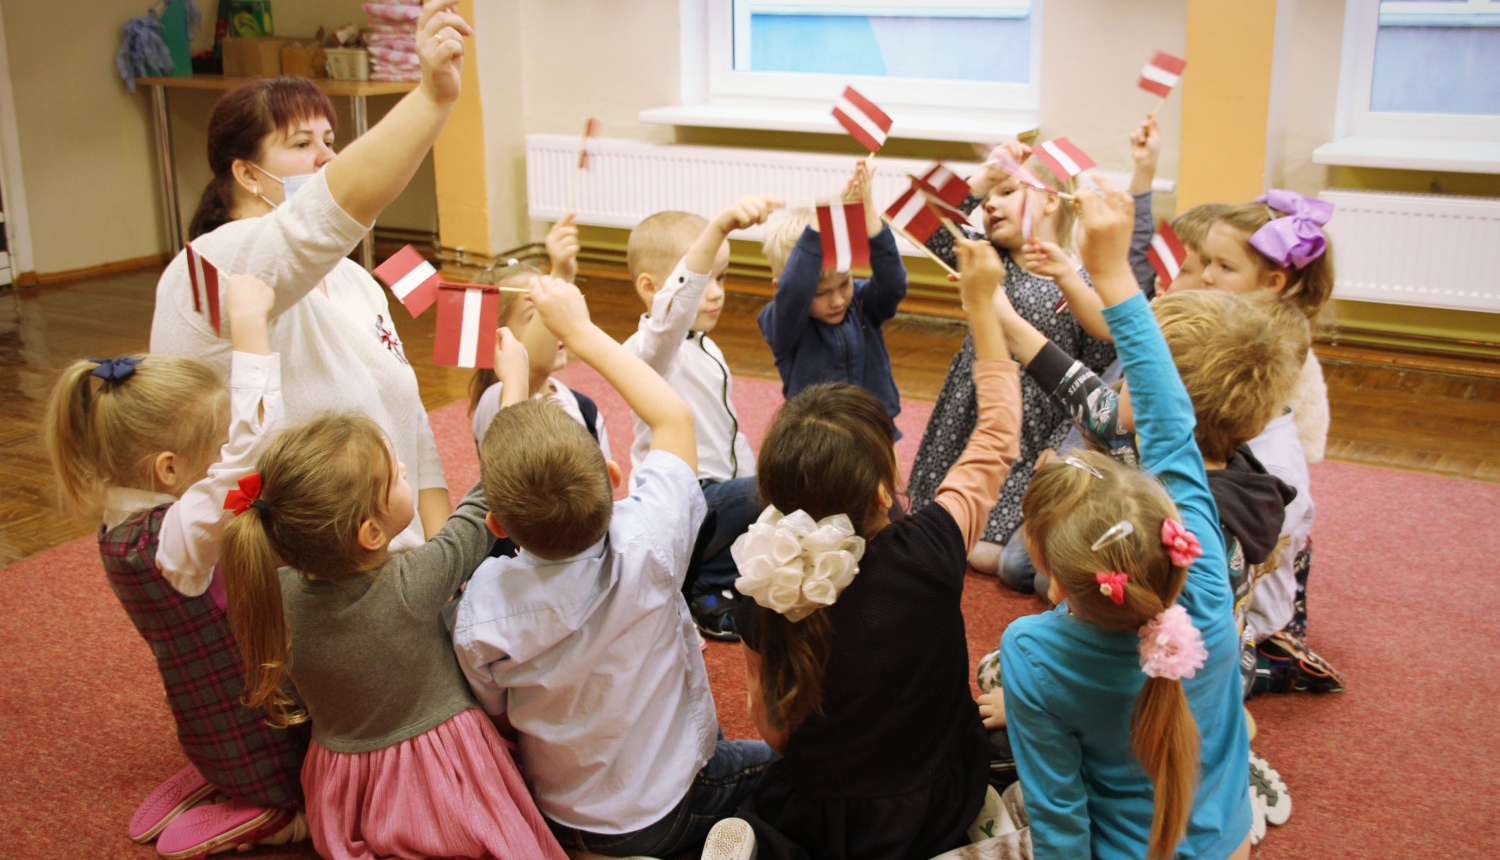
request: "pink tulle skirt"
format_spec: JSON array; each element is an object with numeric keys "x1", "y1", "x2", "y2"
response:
[{"x1": 302, "y1": 708, "x2": 568, "y2": 860}]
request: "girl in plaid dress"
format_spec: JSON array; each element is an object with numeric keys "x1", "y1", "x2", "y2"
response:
[{"x1": 45, "y1": 275, "x2": 308, "y2": 858}]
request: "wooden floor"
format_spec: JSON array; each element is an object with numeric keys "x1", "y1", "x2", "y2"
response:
[{"x1": 2, "y1": 264, "x2": 1497, "y2": 567}]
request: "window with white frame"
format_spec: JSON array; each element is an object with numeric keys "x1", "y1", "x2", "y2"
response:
[{"x1": 1337, "y1": 0, "x2": 1500, "y2": 140}]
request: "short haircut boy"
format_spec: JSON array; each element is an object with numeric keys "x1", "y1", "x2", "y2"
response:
[
  {"x1": 761, "y1": 209, "x2": 817, "y2": 279},
  {"x1": 480, "y1": 398, "x2": 612, "y2": 560},
  {"x1": 1153, "y1": 290, "x2": 1305, "y2": 463},
  {"x1": 1170, "y1": 202, "x2": 1230, "y2": 255},
  {"x1": 626, "y1": 211, "x2": 708, "y2": 287}
]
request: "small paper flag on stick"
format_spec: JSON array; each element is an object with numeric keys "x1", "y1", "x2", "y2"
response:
[
  {"x1": 569, "y1": 116, "x2": 598, "y2": 213},
  {"x1": 1147, "y1": 220, "x2": 1190, "y2": 292},
  {"x1": 433, "y1": 281, "x2": 500, "y2": 369},
  {"x1": 987, "y1": 149, "x2": 1076, "y2": 200},
  {"x1": 916, "y1": 163, "x2": 970, "y2": 210},
  {"x1": 373, "y1": 245, "x2": 441, "y2": 318},
  {"x1": 185, "y1": 242, "x2": 221, "y2": 335},
  {"x1": 1032, "y1": 137, "x2": 1097, "y2": 182},
  {"x1": 831, "y1": 86, "x2": 893, "y2": 154},
  {"x1": 816, "y1": 199, "x2": 871, "y2": 272},
  {"x1": 1139, "y1": 51, "x2": 1187, "y2": 99},
  {"x1": 883, "y1": 186, "x2": 942, "y2": 246}
]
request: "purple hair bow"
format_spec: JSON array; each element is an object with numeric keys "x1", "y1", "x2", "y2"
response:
[
  {"x1": 1249, "y1": 189, "x2": 1334, "y2": 270},
  {"x1": 89, "y1": 356, "x2": 141, "y2": 383}
]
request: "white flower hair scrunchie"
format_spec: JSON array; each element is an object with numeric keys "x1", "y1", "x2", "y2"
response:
[{"x1": 730, "y1": 506, "x2": 866, "y2": 622}]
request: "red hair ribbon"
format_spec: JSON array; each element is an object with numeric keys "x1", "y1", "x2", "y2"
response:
[
  {"x1": 1160, "y1": 519, "x2": 1203, "y2": 568},
  {"x1": 1095, "y1": 571, "x2": 1128, "y2": 605},
  {"x1": 223, "y1": 472, "x2": 263, "y2": 516}
]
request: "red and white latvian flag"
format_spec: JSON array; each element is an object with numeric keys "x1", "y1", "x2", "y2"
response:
[
  {"x1": 831, "y1": 86, "x2": 893, "y2": 154},
  {"x1": 1139, "y1": 51, "x2": 1187, "y2": 99},
  {"x1": 1032, "y1": 137, "x2": 1096, "y2": 182},
  {"x1": 883, "y1": 186, "x2": 942, "y2": 245},
  {"x1": 185, "y1": 242, "x2": 221, "y2": 335},
  {"x1": 816, "y1": 200, "x2": 870, "y2": 272},
  {"x1": 433, "y1": 281, "x2": 500, "y2": 369},
  {"x1": 916, "y1": 163, "x2": 970, "y2": 211},
  {"x1": 1147, "y1": 220, "x2": 1189, "y2": 291},
  {"x1": 373, "y1": 245, "x2": 441, "y2": 318},
  {"x1": 577, "y1": 116, "x2": 598, "y2": 170}
]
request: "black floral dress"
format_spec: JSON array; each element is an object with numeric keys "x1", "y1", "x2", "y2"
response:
[{"x1": 907, "y1": 198, "x2": 1117, "y2": 543}]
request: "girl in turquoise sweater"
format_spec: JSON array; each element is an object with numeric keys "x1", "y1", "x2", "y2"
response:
[{"x1": 996, "y1": 184, "x2": 1252, "y2": 860}]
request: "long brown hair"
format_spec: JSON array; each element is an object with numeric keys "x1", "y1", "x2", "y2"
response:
[
  {"x1": 221, "y1": 413, "x2": 394, "y2": 727},
  {"x1": 1022, "y1": 450, "x2": 1199, "y2": 860},
  {"x1": 43, "y1": 356, "x2": 225, "y2": 519},
  {"x1": 752, "y1": 383, "x2": 900, "y2": 732},
  {"x1": 1214, "y1": 203, "x2": 1335, "y2": 321},
  {"x1": 188, "y1": 76, "x2": 337, "y2": 239}
]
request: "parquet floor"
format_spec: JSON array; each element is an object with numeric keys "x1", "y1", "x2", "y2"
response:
[{"x1": 2, "y1": 264, "x2": 1497, "y2": 567}]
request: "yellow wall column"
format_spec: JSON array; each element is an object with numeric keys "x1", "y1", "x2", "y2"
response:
[
  {"x1": 432, "y1": 0, "x2": 491, "y2": 256},
  {"x1": 1177, "y1": 0, "x2": 1280, "y2": 209}
]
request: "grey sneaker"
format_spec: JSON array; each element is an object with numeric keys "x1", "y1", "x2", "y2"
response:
[
  {"x1": 701, "y1": 818, "x2": 756, "y2": 860},
  {"x1": 1249, "y1": 751, "x2": 1292, "y2": 826}
]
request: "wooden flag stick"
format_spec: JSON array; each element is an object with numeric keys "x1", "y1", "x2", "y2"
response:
[
  {"x1": 939, "y1": 216, "x2": 967, "y2": 243},
  {"x1": 496, "y1": 286, "x2": 529, "y2": 293},
  {"x1": 880, "y1": 213, "x2": 958, "y2": 278},
  {"x1": 568, "y1": 115, "x2": 594, "y2": 214},
  {"x1": 1148, "y1": 93, "x2": 1169, "y2": 120}
]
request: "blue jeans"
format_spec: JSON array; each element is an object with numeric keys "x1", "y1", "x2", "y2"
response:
[
  {"x1": 696, "y1": 477, "x2": 761, "y2": 594},
  {"x1": 998, "y1": 526, "x2": 1048, "y2": 596},
  {"x1": 548, "y1": 738, "x2": 774, "y2": 857}
]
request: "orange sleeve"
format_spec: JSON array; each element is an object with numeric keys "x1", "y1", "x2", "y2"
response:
[{"x1": 935, "y1": 359, "x2": 1023, "y2": 551}]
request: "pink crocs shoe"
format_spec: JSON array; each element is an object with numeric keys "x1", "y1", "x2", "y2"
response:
[
  {"x1": 155, "y1": 800, "x2": 295, "y2": 860},
  {"x1": 129, "y1": 765, "x2": 214, "y2": 844}
]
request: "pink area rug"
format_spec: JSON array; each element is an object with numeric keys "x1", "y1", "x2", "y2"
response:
[{"x1": 3, "y1": 366, "x2": 1499, "y2": 858}]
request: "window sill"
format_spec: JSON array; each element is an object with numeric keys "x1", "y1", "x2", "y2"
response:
[
  {"x1": 640, "y1": 102, "x2": 1038, "y2": 144},
  {"x1": 1313, "y1": 136, "x2": 1500, "y2": 175}
]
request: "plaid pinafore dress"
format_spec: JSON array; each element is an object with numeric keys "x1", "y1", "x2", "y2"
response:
[{"x1": 99, "y1": 503, "x2": 305, "y2": 809}]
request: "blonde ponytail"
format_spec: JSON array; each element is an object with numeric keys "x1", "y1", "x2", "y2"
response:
[
  {"x1": 223, "y1": 506, "x2": 306, "y2": 727},
  {"x1": 1132, "y1": 677, "x2": 1201, "y2": 860}
]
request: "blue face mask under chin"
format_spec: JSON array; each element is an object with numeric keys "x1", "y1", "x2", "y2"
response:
[{"x1": 250, "y1": 163, "x2": 317, "y2": 208}]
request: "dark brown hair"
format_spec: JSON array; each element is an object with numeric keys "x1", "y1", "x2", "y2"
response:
[
  {"x1": 188, "y1": 76, "x2": 337, "y2": 239},
  {"x1": 752, "y1": 383, "x2": 900, "y2": 732},
  {"x1": 480, "y1": 398, "x2": 613, "y2": 560}
]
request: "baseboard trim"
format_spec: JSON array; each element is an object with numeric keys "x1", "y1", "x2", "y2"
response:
[{"x1": 32, "y1": 254, "x2": 169, "y2": 286}]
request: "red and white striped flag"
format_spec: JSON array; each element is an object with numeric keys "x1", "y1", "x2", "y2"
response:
[
  {"x1": 816, "y1": 200, "x2": 870, "y2": 271},
  {"x1": 1032, "y1": 137, "x2": 1096, "y2": 182},
  {"x1": 989, "y1": 148, "x2": 1053, "y2": 194},
  {"x1": 577, "y1": 116, "x2": 598, "y2": 170},
  {"x1": 831, "y1": 86, "x2": 893, "y2": 154},
  {"x1": 883, "y1": 186, "x2": 942, "y2": 245},
  {"x1": 916, "y1": 163, "x2": 969, "y2": 210},
  {"x1": 433, "y1": 281, "x2": 500, "y2": 369},
  {"x1": 1139, "y1": 51, "x2": 1187, "y2": 98},
  {"x1": 373, "y1": 245, "x2": 441, "y2": 318},
  {"x1": 185, "y1": 242, "x2": 221, "y2": 335},
  {"x1": 1147, "y1": 220, "x2": 1189, "y2": 291}
]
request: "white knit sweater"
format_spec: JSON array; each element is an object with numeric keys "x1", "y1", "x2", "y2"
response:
[{"x1": 150, "y1": 172, "x2": 444, "y2": 551}]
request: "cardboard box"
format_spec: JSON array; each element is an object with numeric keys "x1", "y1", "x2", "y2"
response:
[
  {"x1": 222, "y1": 38, "x2": 294, "y2": 77},
  {"x1": 281, "y1": 43, "x2": 328, "y2": 78}
]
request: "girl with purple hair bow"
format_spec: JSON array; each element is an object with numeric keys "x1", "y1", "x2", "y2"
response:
[{"x1": 1201, "y1": 189, "x2": 1336, "y2": 324}]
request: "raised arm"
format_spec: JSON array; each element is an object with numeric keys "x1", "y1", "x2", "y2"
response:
[
  {"x1": 861, "y1": 225, "x2": 909, "y2": 325},
  {"x1": 763, "y1": 226, "x2": 824, "y2": 358},
  {"x1": 1017, "y1": 241, "x2": 1110, "y2": 342},
  {"x1": 532, "y1": 276, "x2": 697, "y2": 473}
]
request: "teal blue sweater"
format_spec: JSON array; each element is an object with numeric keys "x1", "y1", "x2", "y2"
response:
[{"x1": 1000, "y1": 292, "x2": 1252, "y2": 860}]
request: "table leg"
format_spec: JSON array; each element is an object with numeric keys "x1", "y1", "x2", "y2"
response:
[
  {"x1": 152, "y1": 85, "x2": 183, "y2": 252},
  {"x1": 352, "y1": 94, "x2": 373, "y2": 270}
]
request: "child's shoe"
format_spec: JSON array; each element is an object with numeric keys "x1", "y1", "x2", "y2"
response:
[
  {"x1": 701, "y1": 817, "x2": 756, "y2": 860},
  {"x1": 1255, "y1": 631, "x2": 1345, "y2": 693},
  {"x1": 690, "y1": 589, "x2": 742, "y2": 642},
  {"x1": 1248, "y1": 790, "x2": 1268, "y2": 845},
  {"x1": 129, "y1": 764, "x2": 214, "y2": 843},
  {"x1": 155, "y1": 800, "x2": 305, "y2": 860},
  {"x1": 1249, "y1": 751, "x2": 1292, "y2": 826}
]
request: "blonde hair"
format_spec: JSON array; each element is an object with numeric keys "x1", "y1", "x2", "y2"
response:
[
  {"x1": 1153, "y1": 290, "x2": 1305, "y2": 463},
  {"x1": 627, "y1": 211, "x2": 708, "y2": 288},
  {"x1": 1022, "y1": 450, "x2": 1198, "y2": 860},
  {"x1": 221, "y1": 413, "x2": 396, "y2": 727},
  {"x1": 467, "y1": 260, "x2": 546, "y2": 416},
  {"x1": 1169, "y1": 203, "x2": 1229, "y2": 256},
  {"x1": 1021, "y1": 155, "x2": 1078, "y2": 253},
  {"x1": 1214, "y1": 203, "x2": 1335, "y2": 321},
  {"x1": 44, "y1": 355, "x2": 226, "y2": 519},
  {"x1": 761, "y1": 209, "x2": 817, "y2": 278},
  {"x1": 480, "y1": 398, "x2": 612, "y2": 560}
]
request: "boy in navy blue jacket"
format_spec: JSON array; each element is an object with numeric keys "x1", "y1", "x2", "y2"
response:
[{"x1": 758, "y1": 162, "x2": 908, "y2": 433}]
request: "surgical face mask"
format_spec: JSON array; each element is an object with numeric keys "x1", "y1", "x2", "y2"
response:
[{"x1": 249, "y1": 162, "x2": 317, "y2": 207}]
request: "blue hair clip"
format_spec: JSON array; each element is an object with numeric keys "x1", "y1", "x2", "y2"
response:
[{"x1": 90, "y1": 356, "x2": 141, "y2": 383}]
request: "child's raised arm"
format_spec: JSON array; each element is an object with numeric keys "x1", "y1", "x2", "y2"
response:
[
  {"x1": 492, "y1": 326, "x2": 529, "y2": 409},
  {"x1": 934, "y1": 240, "x2": 1022, "y2": 551},
  {"x1": 686, "y1": 196, "x2": 780, "y2": 277},
  {"x1": 1018, "y1": 240, "x2": 1110, "y2": 341},
  {"x1": 531, "y1": 276, "x2": 697, "y2": 473},
  {"x1": 546, "y1": 213, "x2": 580, "y2": 283},
  {"x1": 1128, "y1": 116, "x2": 1163, "y2": 296}
]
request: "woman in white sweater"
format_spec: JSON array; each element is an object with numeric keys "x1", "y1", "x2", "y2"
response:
[{"x1": 151, "y1": 0, "x2": 471, "y2": 550}]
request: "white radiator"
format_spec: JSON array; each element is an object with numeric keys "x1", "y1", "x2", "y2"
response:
[
  {"x1": 526, "y1": 134, "x2": 984, "y2": 256},
  {"x1": 1318, "y1": 189, "x2": 1500, "y2": 314}
]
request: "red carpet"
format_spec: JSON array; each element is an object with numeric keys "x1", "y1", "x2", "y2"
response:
[{"x1": 3, "y1": 364, "x2": 1498, "y2": 858}]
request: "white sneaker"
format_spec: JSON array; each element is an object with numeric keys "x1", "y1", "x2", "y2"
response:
[
  {"x1": 702, "y1": 817, "x2": 756, "y2": 860},
  {"x1": 1249, "y1": 751, "x2": 1292, "y2": 826},
  {"x1": 1249, "y1": 789, "x2": 1268, "y2": 845}
]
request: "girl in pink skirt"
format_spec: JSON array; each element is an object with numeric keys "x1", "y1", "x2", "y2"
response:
[{"x1": 219, "y1": 329, "x2": 566, "y2": 860}]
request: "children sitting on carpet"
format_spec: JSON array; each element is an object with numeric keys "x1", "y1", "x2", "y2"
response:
[
  {"x1": 452, "y1": 275, "x2": 773, "y2": 859},
  {"x1": 47, "y1": 274, "x2": 310, "y2": 858},
  {"x1": 620, "y1": 197, "x2": 780, "y2": 642},
  {"x1": 219, "y1": 328, "x2": 567, "y2": 860},
  {"x1": 987, "y1": 185, "x2": 1254, "y2": 860},
  {"x1": 717, "y1": 237, "x2": 1021, "y2": 860},
  {"x1": 756, "y1": 161, "x2": 908, "y2": 434}
]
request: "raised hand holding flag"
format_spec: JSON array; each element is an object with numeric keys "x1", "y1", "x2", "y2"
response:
[
  {"x1": 374, "y1": 245, "x2": 442, "y2": 317},
  {"x1": 185, "y1": 242, "x2": 221, "y2": 335},
  {"x1": 831, "y1": 86, "x2": 893, "y2": 155},
  {"x1": 1146, "y1": 220, "x2": 1189, "y2": 292}
]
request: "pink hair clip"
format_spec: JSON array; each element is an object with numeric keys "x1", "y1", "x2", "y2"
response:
[
  {"x1": 1095, "y1": 571, "x2": 1128, "y2": 605},
  {"x1": 1138, "y1": 605, "x2": 1208, "y2": 680},
  {"x1": 1160, "y1": 519, "x2": 1202, "y2": 568}
]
